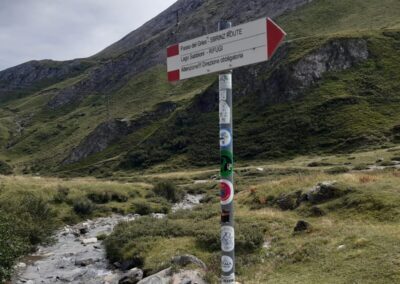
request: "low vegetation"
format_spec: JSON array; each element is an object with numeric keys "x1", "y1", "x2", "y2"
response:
[
  {"x1": 1, "y1": 147, "x2": 400, "y2": 282},
  {"x1": 0, "y1": 176, "x2": 151, "y2": 282},
  {"x1": 102, "y1": 152, "x2": 400, "y2": 283}
]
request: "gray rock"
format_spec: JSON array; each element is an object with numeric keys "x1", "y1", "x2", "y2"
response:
[
  {"x1": 118, "y1": 268, "x2": 144, "y2": 284},
  {"x1": 77, "y1": 224, "x2": 89, "y2": 235},
  {"x1": 15, "y1": 262, "x2": 27, "y2": 269},
  {"x1": 171, "y1": 255, "x2": 207, "y2": 270},
  {"x1": 137, "y1": 268, "x2": 172, "y2": 284},
  {"x1": 81, "y1": 237, "x2": 98, "y2": 245},
  {"x1": 306, "y1": 181, "x2": 349, "y2": 204},
  {"x1": 75, "y1": 257, "x2": 96, "y2": 267},
  {"x1": 275, "y1": 191, "x2": 302, "y2": 211},
  {"x1": 171, "y1": 269, "x2": 207, "y2": 284},
  {"x1": 308, "y1": 206, "x2": 325, "y2": 217}
]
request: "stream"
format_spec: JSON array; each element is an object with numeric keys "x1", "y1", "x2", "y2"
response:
[{"x1": 13, "y1": 194, "x2": 204, "y2": 284}]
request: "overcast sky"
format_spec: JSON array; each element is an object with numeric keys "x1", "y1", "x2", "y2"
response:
[{"x1": 0, "y1": 0, "x2": 176, "y2": 71}]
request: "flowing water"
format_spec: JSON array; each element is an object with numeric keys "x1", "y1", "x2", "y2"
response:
[{"x1": 13, "y1": 194, "x2": 204, "y2": 284}]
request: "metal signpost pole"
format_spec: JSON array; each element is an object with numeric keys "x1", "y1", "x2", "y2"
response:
[
  {"x1": 167, "y1": 17, "x2": 286, "y2": 284},
  {"x1": 218, "y1": 20, "x2": 235, "y2": 284}
]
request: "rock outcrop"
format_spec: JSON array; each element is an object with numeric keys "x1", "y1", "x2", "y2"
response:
[
  {"x1": 63, "y1": 119, "x2": 132, "y2": 165},
  {"x1": 0, "y1": 59, "x2": 92, "y2": 100},
  {"x1": 63, "y1": 102, "x2": 177, "y2": 165},
  {"x1": 234, "y1": 38, "x2": 369, "y2": 105}
]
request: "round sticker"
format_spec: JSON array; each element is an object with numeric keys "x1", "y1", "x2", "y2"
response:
[
  {"x1": 221, "y1": 226, "x2": 235, "y2": 252},
  {"x1": 221, "y1": 273, "x2": 235, "y2": 283},
  {"x1": 221, "y1": 255, "x2": 234, "y2": 273},
  {"x1": 220, "y1": 180, "x2": 234, "y2": 205},
  {"x1": 220, "y1": 150, "x2": 233, "y2": 178},
  {"x1": 219, "y1": 129, "x2": 232, "y2": 147}
]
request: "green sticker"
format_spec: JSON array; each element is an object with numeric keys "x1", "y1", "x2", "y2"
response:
[{"x1": 221, "y1": 150, "x2": 233, "y2": 177}]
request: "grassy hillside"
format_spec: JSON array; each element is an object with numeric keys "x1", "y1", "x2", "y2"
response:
[
  {"x1": 279, "y1": 0, "x2": 400, "y2": 38},
  {"x1": 0, "y1": 0, "x2": 399, "y2": 175}
]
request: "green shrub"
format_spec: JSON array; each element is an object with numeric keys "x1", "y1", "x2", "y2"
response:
[
  {"x1": 307, "y1": 161, "x2": 333, "y2": 167},
  {"x1": 153, "y1": 182, "x2": 184, "y2": 202},
  {"x1": 378, "y1": 160, "x2": 397, "y2": 167},
  {"x1": 73, "y1": 198, "x2": 95, "y2": 216},
  {"x1": 87, "y1": 190, "x2": 128, "y2": 204},
  {"x1": 353, "y1": 164, "x2": 369, "y2": 170},
  {"x1": 0, "y1": 193, "x2": 58, "y2": 282},
  {"x1": 0, "y1": 192, "x2": 57, "y2": 245},
  {"x1": 131, "y1": 201, "x2": 154, "y2": 215},
  {"x1": 0, "y1": 160, "x2": 12, "y2": 175},
  {"x1": 325, "y1": 166, "x2": 350, "y2": 174},
  {"x1": 53, "y1": 186, "x2": 70, "y2": 203},
  {"x1": 0, "y1": 212, "x2": 29, "y2": 282}
]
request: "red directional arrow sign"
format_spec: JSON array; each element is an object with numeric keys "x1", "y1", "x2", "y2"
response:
[
  {"x1": 267, "y1": 18, "x2": 286, "y2": 58},
  {"x1": 167, "y1": 17, "x2": 286, "y2": 81}
]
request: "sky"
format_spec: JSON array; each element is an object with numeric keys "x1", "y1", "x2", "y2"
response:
[{"x1": 0, "y1": 0, "x2": 177, "y2": 71}]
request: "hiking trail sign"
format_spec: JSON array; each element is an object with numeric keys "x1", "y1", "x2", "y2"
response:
[
  {"x1": 167, "y1": 17, "x2": 286, "y2": 284},
  {"x1": 167, "y1": 17, "x2": 286, "y2": 81}
]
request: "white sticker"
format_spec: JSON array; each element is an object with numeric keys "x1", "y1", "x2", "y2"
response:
[
  {"x1": 219, "y1": 90, "x2": 227, "y2": 101},
  {"x1": 221, "y1": 226, "x2": 235, "y2": 252},
  {"x1": 221, "y1": 273, "x2": 235, "y2": 283},
  {"x1": 219, "y1": 101, "x2": 231, "y2": 124},
  {"x1": 219, "y1": 74, "x2": 232, "y2": 89},
  {"x1": 219, "y1": 129, "x2": 232, "y2": 147},
  {"x1": 221, "y1": 256, "x2": 234, "y2": 273}
]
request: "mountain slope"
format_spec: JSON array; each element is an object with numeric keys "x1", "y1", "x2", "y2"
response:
[{"x1": 0, "y1": 0, "x2": 399, "y2": 176}]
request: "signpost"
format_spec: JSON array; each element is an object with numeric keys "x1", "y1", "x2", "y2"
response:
[{"x1": 167, "y1": 17, "x2": 286, "y2": 283}]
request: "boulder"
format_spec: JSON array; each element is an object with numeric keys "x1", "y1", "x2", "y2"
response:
[
  {"x1": 275, "y1": 191, "x2": 302, "y2": 210},
  {"x1": 137, "y1": 268, "x2": 172, "y2": 284},
  {"x1": 308, "y1": 206, "x2": 325, "y2": 217},
  {"x1": 119, "y1": 268, "x2": 144, "y2": 284},
  {"x1": 306, "y1": 181, "x2": 350, "y2": 204},
  {"x1": 81, "y1": 237, "x2": 98, "y2": 245},
  {"x1": 78, "y1": 224, "x2": 89, "y2": 235},
  {"x1": 294, "y1": 220, "x2": 312, "y2": 233},
  {"x1": 75, "y1": 257, "x2": 96, "y2": 267},
  {"x1": 171, "y1": 255, "x2": 207, "y2": 270},
  {"x1": 171, "y1": 269, "x2": 207, "y2": 284},
  {"x1": 120, "y1": 259, "x2": 142, "y2": 271},
  {"x1": 15, "y1": 262, "x2": 27, "y2": 269}
]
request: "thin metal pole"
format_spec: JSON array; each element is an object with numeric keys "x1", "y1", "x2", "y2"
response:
[{"x1": 218, "y1": 20, "x2": 235, "y2": 284}]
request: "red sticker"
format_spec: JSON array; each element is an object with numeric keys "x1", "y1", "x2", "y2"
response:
[{"x1": 220, "y1": 180, "x2": 234, "y2": 205}]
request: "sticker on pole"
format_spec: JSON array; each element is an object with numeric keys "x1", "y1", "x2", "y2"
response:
[
  {"x1": 221, "y1": 273, "x2": 235, "y2": 283},
  {"x1": 221, "y1": 256, "x2": 234, "y2": 273},
  {"x1": 220, "y1": 150, "x2": 233, "y2": 177},
  {"x1": 220, "y1": 129, "x2": 232, "y2": 147},
  {"x1": 221, "y1": 226, "x2": 235, "y2": 252},
  {"x1": 219, "y1": 100, "x2": 230, "y2": 124},
  {"x1": 167, "y1": 17, "x2": 286, "y2": 81},
  {"x1": 220, "y1": 180, "x2": 234, "y2": 205},
  {"x1": 221, "y1": 209, "x2": 230, "y2": 223},
  {"x1": 219, "y1": 89, "x2": 227, "y2": 101},
  {"x1": 219, "y1": 74, "x2": 232, "y2": 90}
]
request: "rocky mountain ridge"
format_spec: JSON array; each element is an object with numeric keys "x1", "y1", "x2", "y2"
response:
[{"x1": 0, "y1": 0, "x2": 399, "y2": 175}]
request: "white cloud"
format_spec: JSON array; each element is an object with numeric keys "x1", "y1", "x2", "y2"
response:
[{"x1": 0, "y1": 0, "x2": 176, "y2": 71}]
